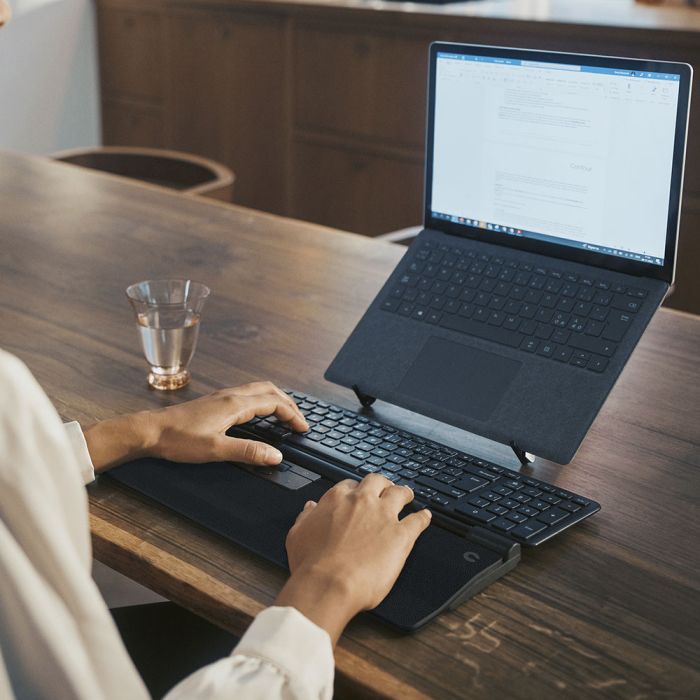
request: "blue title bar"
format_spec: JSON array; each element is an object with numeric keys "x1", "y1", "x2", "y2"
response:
[{"x1": 437, "y1": 52, "x2": 681, "y2": 81}]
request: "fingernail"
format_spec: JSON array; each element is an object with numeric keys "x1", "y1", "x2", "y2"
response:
[{"x1": 266, "y1": 448, "x2": 283, "y2": 464}]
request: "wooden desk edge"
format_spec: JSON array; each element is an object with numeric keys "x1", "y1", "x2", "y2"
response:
[{"x1": 90, "y1": 512, "x2": 430, "y2": 699}]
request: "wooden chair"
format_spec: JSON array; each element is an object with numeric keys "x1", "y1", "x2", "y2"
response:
[{"x1": 51, "y1": 147, "x2": 235, "y2": 202}]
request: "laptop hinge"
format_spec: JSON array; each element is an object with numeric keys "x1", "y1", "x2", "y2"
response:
[
  {"x1": 510, "y1": 441, "x2": 534, "y2": 467},
  {"x1": 352, "y1": 384, "x2": 376, "y2": 408}
]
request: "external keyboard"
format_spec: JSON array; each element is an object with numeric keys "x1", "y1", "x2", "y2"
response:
[
  {"x1": 237, "y1": 391, "x2": 600, "y2": 547},
  {"x1": 381, "y1": 240, "x2": 647, "y2": 372}
]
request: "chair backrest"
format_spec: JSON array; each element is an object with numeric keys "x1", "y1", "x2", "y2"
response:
[{"x1": 52, "y1": 147, "x2": 235, "y2": 202}]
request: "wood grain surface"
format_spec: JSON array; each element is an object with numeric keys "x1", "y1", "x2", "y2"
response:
[{"x1": 1, "y1": 151, "x2": 699, "y2": 699}]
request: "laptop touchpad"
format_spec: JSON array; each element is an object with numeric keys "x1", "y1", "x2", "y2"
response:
[{"x1": 399, "y1": 337, "x2": 521, "y2": 421}]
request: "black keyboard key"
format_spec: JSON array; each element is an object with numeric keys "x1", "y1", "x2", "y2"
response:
[
  {"x1": 468, "y1": 496, "x2": 490, "y2": 508},
  {"x1": 590, "y1": 306, "x2": 609, "y2": 322},
  {"x1": 446, "y1": 457, "x2": 467, "y2": 468},
  {"x1": 487, "y1": 504, "x2": 509, "y2": 516},
  {"x1": 463, "y1": 465, "x2": 498, "y2": 482},
  {"x1": 381, "y1": 462, "x2": 402, "y2": 473},
  {"x1": 454, "y1": 475, "x2": 489, "y2": 492},
  {"x1": 536, "y1": 507, "x2": 569, "y2": 525},
  {"x1": 511, "y1": 521, "x2": 548, "y2": 540},
  {"x1": 602, "y1": 312, "x2": 633, "y2": 342},
  {"x1": 537, "y1": 341, "x2": 556, "y2": 357},
  {"x1": 439, "y1": 313, "x2": 523, "y2": 348},
  {"x1": 553, "y1": 347, "x2": 573, "y2": 363},
  {"x1": 560, "y1": 501, "x2": 582, "y2": 513},
  {"x1": 535, "y1": 323, "x2": 553, "y2": 340},
  {"x1": 431, "y1": 495, "x2": 451, "y2": 507},
  {"x1": 611, "y1": 294, "x2": 640, "y2": 313},
  {"x1": 568, "y1": 334, "x2": 617, "y2": 357},
  {"x1": 492, "y1": 517, "x2": 516, "y2": 532},
  {"x1": 506, "y1": 512, "x2": 528, "y2": 524},
  {"x1": 499, "y1": 479, "x2": 522, "y2": 490},
  {"x1": 587, "y1": 356, "x2": 609, "y2": 373},
  {"x1": 415, "y1": 475, "x2": 466, "y2": 499},
  {"x1": 358, "y1": 464, "x2": 380, "y2": 474},
  {"x1": 455, "y1": 505, "x2": 496, "y2": 523},
  {"x1": 378, "y1": 471, "x2": 400, "y2": 482},
  {"x1": 414, "y1": 487, "x2": 437, "y2": 499},
  {"x1": 517, "y1": 505, "x2": 539, "y2": 518},
  {"x1": 584, "y1": 320, "x2": 604, "y2": 337}
]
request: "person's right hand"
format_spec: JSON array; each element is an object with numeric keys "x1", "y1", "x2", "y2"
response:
[{"x1": 275, "y1": 474, "x2": 432, "y2": 644}]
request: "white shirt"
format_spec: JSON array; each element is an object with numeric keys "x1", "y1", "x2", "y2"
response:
[{"x1": 0, "y1": 349, "x2": 334, "y2": 699}]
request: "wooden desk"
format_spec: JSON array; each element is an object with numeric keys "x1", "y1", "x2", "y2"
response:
[{"x1": 2, "y1": 151, "x2": 699, "y2": 699}]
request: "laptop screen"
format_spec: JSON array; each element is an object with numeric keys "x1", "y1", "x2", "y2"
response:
[{"x1": 426, "y1": 46, "x2": 691, "y2": 279}]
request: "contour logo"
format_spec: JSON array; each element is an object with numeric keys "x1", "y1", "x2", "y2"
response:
[{"x1": 463, "y1": 551, "x2": 480, "y2": 563}]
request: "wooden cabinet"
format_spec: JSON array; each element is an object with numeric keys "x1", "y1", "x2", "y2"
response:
[
  {"x1": 97, "y1": 5, "x2": 165, "y2": 101},
  {"x1": 102, "y1": 100, "x2": 164, "y2": 147},
  {"x1": 294, "y1": 25, "x2": 430, "y2": 148},
  {"x1": 292, "y1": 24, "x2": 436, "y2": 234},
  {"x1": 97, "y1": 3, "x2": 286, "y2": 214},
  {"x1": 665, "y1": 198, "x2": 700, "y2": 314},
  {"x1": 163, "y1": 11, "x2": 287, "y2": 213},
  {"x1": 292, "y1": 138, "x2": 423, "y2": 235}
]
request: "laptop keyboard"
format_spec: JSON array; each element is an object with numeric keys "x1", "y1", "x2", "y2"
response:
[
  {"x1": 381, "y1": 240, "x2": 647, "y2": 372},
  {"x1": 237, "y1": 391, "x2": 600, "y2": 547}
]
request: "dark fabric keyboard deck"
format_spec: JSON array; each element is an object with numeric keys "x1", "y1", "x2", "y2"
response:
[
  {"x1": 245, "y1": 391, "x2": 600, "y2": 547},
  {"x1": 381, "y1": 240, "x2": 647, "y2": 372}
]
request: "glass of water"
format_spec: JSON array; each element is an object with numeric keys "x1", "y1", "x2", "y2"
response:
[{"x1": 126, "y1": 279, "x2": 210, "y2": 390}]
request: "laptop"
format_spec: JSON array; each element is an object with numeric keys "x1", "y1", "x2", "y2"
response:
[
  {"x1": 107, "y1": 44, "x2": 691, "y2": 632},
  {"x1": 326, "y1": 42, "x2": 692, "y2": 464}
]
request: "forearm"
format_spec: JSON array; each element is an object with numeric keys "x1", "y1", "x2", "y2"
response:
[
  {"x1": 274, "y1": 567, "x2": 359, "y2": 646},
  {"x1": 83, "y1": 411, "x2": 158, "y2": 473}
]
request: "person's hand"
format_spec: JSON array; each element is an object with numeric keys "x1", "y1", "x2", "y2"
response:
[
  {"x1": 275, "y1": 474, "x2": 432, "y2": 644},
  {"x1": 146, "y1": 382, "x2": 307, "y2": 465},
  {"x1": 84, "y1": 381, "x2": 308, "y2": 472}
]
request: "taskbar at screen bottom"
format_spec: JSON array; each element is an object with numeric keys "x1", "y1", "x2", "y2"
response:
[{"x1": 431, "y1": 212, "x2": 664, "y2": 267}]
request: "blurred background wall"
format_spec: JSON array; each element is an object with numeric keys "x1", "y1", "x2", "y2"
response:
[{"x1": 0, "y1": 0, "x2": 100, "y2": 153}]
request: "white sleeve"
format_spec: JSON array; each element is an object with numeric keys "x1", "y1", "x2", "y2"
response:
[
  {"x1": 164, "y1": 607, "x2": 335, "y2": 700},
  {"x1": 63, "y1": 421, "x2": 95, "y2": 485}
]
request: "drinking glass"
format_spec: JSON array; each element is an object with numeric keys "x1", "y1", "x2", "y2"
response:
[{"x1": 126, "y1": 279, "x2": 210, "y2": 390}]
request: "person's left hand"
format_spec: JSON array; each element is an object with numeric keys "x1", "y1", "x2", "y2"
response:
[{"x1": 84, "y1": 381, "x2": 308, "y2": 472}]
